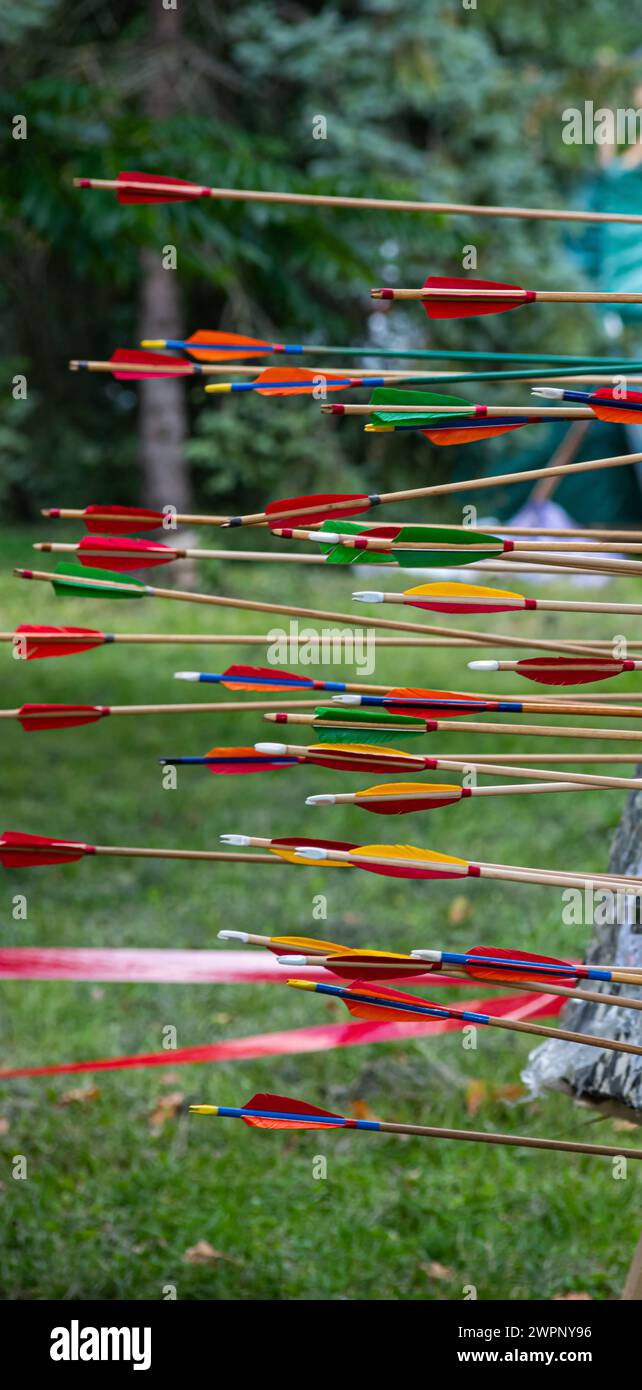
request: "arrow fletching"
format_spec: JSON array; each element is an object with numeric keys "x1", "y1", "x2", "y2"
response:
[
  {"x1": 211, "y1": 664, "x2": 318, "y2": 692},
  {"x1": 421, "y1": 276, "x2": 530, "y2": 320},
  {"x1": 400, "y1": 582, "x2": 530, "y2": 615},
  {"x1": 239, "y1": 1092, "x2": 345, "y2": 1129},
  {"x1": 265, "y1": 493, "x2": 373, "y2": 529},
  {"x1": 460, "y1": 945, "x2": 579, "y2": 985},
  {"x1": 353, "y1": 782, "x2": 465, "y2": 814},
  {"x1": 299, "y1": 742, "x2": 426, "y2": 773},
  {"x1": 109, "y1": 349, "x2": 196, "y2": 380},
  {"x1": 347, "y1": 844, "x2": 471, "y2": 880},
  {"x1": 232, "y1": 366, "x2": 350, "y2": 396},
  {"x1": 76, "y1": 536, "x2": 177, "y2": 571},
  {"x1": 17, "y1": 704, "x2": 109, "y2": 732},
  {"x1": 48, "y1": 564, "x2": 147, "y2": 600},
  {"x1": 381, "y1": 688, "x2": 486, "y2": 717},
  {"x1": 181, "y1": 331, "x2": 277, "y2": 362},
  {"x1": 115, "y1": 170, "x2": 206, "y2": 204},
  {"x1": 368, "y1": 388, "x2": 527, "y2": 445},
  {"x1": 268, "y1": 836, "x2": 357, "y2": 867},
  {"x1": 331, "y1": 980, "x2": 445, "y2": 1023},
  {"x1": 0, "y1": 830, "x2": 93, "y2": 868},
  {"x1": 510, "y1": 657, "x2": 635, "y2": 686},
  {"x1": 589, "y1": 386, "x2": 642, "y2": 424},
  {"x1": 12, "y1": 624, "x2": 106, "y2": 660},
  {"x1": 201, "y1": 747, "x2": 299, "y2": 774},
  {"x1": 72, "y1": 506, "x2": 166, "y2": 535},
  {"x1": 311, "y1": 707, "x2": 426, "y2": 744},
  {"x1": 321, "y1": 949, "x2": 431, "y2": 982}
]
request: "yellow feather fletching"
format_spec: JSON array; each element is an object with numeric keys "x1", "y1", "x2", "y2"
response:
[
  {"x1": 350, "y1": 844, "x2": 469, "y2": 867},
  {"x1": 356, "y1": 781, "x2": 461, "y2": 799},
  {"x1": 403, "y1": 581, "x2": 525, "y2": 603}
]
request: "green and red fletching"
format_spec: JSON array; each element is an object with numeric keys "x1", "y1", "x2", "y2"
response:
[
  {"x1": 369, "y1": 388, "x2": 527, "y2": 444},
  {"x1": 421, "y1": 276, "x2": 531, "y2": 320},
  {"x1": 0, "y1": 830, "x2": 93, "y2": 868},
  {"x1": 49, "y1": 564, "x2": 146, "y2": 599},
  {"x1": 511, "y1": 657, "x2": 636, "y2": 686},
  {"x1": 12, "y1": 625, "x2": 106, "y2": 659},
  {"x1": 17, "y1": 704, "x2": 109, "y2": 732}
]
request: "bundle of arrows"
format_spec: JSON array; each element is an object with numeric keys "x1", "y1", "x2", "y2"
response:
[{"x1": 220, "y1": 929, "x2": 642, "y2": 1010}]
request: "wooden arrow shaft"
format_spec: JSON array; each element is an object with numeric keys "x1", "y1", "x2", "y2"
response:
[
  {"x1": 74, "y1": 176, "x2": 642, "y2": 226},
  {"x1": 372, "y1": 288, "x2": 642, "y2": 304}
]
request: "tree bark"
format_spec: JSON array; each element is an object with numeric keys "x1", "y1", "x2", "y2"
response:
[
  {"x1": 138, "y1": 0, "x2": 191, "y2": 512},
  {"x1": 524, "y1": 781, "x2": 642, "y2": 1111}
]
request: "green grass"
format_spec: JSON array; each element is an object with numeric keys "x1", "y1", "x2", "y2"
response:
[{"x1": 0, "y1": 526, "x2": 640, "y2": 1300}]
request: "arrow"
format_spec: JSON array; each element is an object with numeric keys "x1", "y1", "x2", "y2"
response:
[
  {"x1": 224, "y1": 834, "x2": 642, "y2": 891},
  {"x1": 282, "y1": 519, "x2": 642, "y2": 564},
  {"x1": 18, "y1": 564, "x2": 616, "y2": 654},
  {"x1": 70, "y1": 349, "x2": 209, "y2": 379},
  {"x1": 371, "y1": 275, "x2": 642, "y2": 317},
  {"x1": 139, "y1": 333, "x2": 642, "y2": 367},
  {"x1": 469, "y1": 657, "x2": 642, "y2": 687},
  {"x1": 324, "y1": 384, "x2": 642, "y2": 435},
  {"x1": 263, "y1": 706, "x2": 642, "y2": 747},
  {"x1": 175, "y1": 662, "x2": 642, "y2": 699},
  {"x1": 0, "y1": 829, "x2": 307, "y2": 871},
  {"x1": 288, "y1": 979, "x2": 642, "y2": 1061},
  {"x1": 354, "y1": 581, "x2": 642, "y2": 620},
  {"x1": 74, "y1": 170, "x2": 642, "y2": 227},
  {"x1": 328, "y1": 687, "x2": 642, "y2": 719},
  {"x1": 0, "y1": 700, "x2": 322, "y2": 733},
  {"x1": 188, "y1": 1090, "x2": 642, "y2": 1161},
  {"x1": 203, "y1": 367, "x2": 414, "y2": 396},
  {"x1": 37, "y1": 505, "x2": 642, "y2": 545},
  {"x1": 33, "y1": 535, "x2": 339, "y2": 572},
  {"x1": 223, "y1": 446, "x2": 642, "y2": 528},
  {"x1": 176, "y1": 739, "x2": 642, "y2": 788},
  {"x1": 304, "y1": 779, "x2": 601, "y2": 812},
  {"x1": 409, "y1": 944, "x2": 642, "y2": 989}
]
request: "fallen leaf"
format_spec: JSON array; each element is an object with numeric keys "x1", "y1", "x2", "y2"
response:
[
  {"x1": 0, "y1": 1117, "x2": 10, "y2": 1135},
  {"x1": 149, "y1": 1091, "x2": 184, "y2": 1131},
  {"x1": 183, "y1": 1240, "x2": 240, "y2": 1265},
  {"x1": 420, "y1": 1260, "x2": 455, "y2": 1281},
  {"x1": 613, "y1": 1119, "x2": 639, "y2": 1132},
  {"x1": 465, "y1": 1080, "x2": 488, "y2": 1117},
  {"x1": 448, "y1": 896, "x2": 472, "y2": 927},
  {"x1": 351, "y1": 1099, "x2": 372, "y2": 1121},
  {"x1": 553, "y1": 1292, "x2": 592, "y2": 1301},
  {"x1": 58, "y1": 1086, "x2": 101, "y2": 1106}
]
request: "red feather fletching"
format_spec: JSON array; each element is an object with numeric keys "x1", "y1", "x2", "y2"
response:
[
  {"x1": 110, "y1": 349, "x2": 193, "y2": 380},
  {"x1": 242, "y1": 1092, "x2": 342, "y2": 1129},
  {"x1": 463, "y1": 945, "x2": 578, "y2": 985},
  {"x1": 17, "y1": 704, "x2": 109, "y2": 732},
  {"x1": 0, "y1": 831, "x2": 93, "y2": 868},
  {"x1": 13, "y1": 625, "x2": 106, "y2": 660},
  {"x1": 266, "y1": 493, "x2": 372, "y2": 528},
  {"x1": 219, "y1": 664, "x2": 312, "y2": 692},
  {"x1": 591, "y1": 387, "x2": 642, "y2": 424},
  {"x1": 82, "y1": 506, "x2": 166, "y2": 535},
  {"x1": 78, "y1": 535, "x2": 175, "y2": 571},
  {"x1": 117, "y1": 171, "x2": 206, "y2": 204},
  {"x1": 422, "y1": 276, "x2": 529, "y2": 321},
  {"x1": 514, "y1": 657, "x2": 633, "y2": 686}
]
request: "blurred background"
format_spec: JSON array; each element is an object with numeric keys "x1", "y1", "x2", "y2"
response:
[{"x1": 2, "y1": 0, "x2": 642, "y2": 1303}]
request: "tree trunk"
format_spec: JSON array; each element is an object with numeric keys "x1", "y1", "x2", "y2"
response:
[
  {"x1": 524, "y1": 781, "x2": 642, "y2": 1111},
  {"x1": 138, "y1": 0, "x2": 191, "y2": 512}
]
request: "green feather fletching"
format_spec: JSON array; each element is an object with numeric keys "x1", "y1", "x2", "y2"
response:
[
  {"x1": 313, "y1": 706, "x2": 425, "y2": 744},
  {"x1": 52, "y1": 563, "x2": 147, "y2": 599}
]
